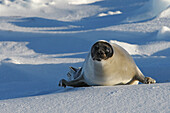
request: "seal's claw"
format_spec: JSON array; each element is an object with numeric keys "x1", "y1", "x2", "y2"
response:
[{"x1": 144, "y1": 77, "x2": 156, "y2": 84}]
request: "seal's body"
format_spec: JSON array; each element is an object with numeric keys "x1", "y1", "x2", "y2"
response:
[{"x1": 59, "y1": 40, "x2": 156, "y2": 87}]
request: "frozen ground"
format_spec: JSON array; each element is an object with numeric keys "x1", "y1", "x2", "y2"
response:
[{"x1": 0, "y1": 0, "x2": 169, "y2": 112}]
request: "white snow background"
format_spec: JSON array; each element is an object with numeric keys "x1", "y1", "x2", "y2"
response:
[{"x1": 0, "y1": 0, "x2": 170, "y2": 112}]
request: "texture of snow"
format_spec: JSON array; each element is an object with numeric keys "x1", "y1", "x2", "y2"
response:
[
  {"x1": 111, "y1": 40, "x2": 170, "y2": 56},
  {"x1": 0, "y1": 83, "x2": 169, "y2": 113},
  {"x1": 159, "y1": 7, "x2": 170, "y2": 18},
  {"x1": 67, "y1": 0, "x2": 103, "y2": 5},
  {"x1": 0, "y1": 0, "x2": 105, "y2": 21},
  {"x1": 0, "y1": 0, "x2": 169, "y2": 112},
  {"x1": 126, "y1": 0, "x2": 170, "y2": 22},
  {"x1": 98, "y1": 11, "x2": 122, "y2": 17},
  {"x1": 157, "y1": 26, "x2": 170, "y2": 39}
]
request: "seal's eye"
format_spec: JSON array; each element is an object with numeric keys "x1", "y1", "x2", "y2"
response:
[
  {"x1": 105, "y1": 47, "x2": 110, "y2": 53},
  {"x1": 95, "y1": 46, "x2": 99, "y2": 50}
]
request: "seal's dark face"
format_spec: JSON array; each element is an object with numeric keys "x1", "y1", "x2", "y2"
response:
[{"x1": 91, "y1": 41, "x2": 114, "y2": 61}]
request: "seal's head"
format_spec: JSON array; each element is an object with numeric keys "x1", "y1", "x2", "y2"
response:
[{"x1": 91, "y1": 41, "x2": 114, "y2": 61}]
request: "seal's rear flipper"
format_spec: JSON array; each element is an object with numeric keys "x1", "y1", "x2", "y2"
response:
[
  {"x1": 59, "y1": 76, "x2": 89, "y2": 87},
  {"x1": 67, "y1": 67, "x2": 76, "y2": 80},
  {"x1": 69, "y1": 67, "x2": 79, "y2": 72},
  {"x1": 67, "y1": 67, "x2": 81, "y2": 81},
  {"x1": 58, "y1": 66, "x2": 86, "y2": 87}
]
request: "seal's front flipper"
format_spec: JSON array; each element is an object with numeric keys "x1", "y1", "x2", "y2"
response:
[
  {"x1": 136, "y1": 76, "x2": 156, "y2": 84},
  {"x1": 143, "y1": 77, "x2": 156, "y2": 84},
  {"x1": 135, "y1": 67, "x2": 156, "y2": 84}
]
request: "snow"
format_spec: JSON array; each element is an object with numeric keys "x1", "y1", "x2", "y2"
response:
[
  {"x1": 67, "y1": 0, "x2": 103, "y2": 5},
  {"x1": 98, "y1": 11, "x2": 122, "y2": 17},
  {"x1": 111, "y1": 40, "x2": 170, "y2": 56},
  {"x1": 0, "y1": 0, "x2": 169, "y2": 112},
  {"x1": 157, "y1": 26, "x2": 170, "y2": 39},
  {"x1": 159, "y1": 7, "x2": 170, "y2": 18},
  {"x1": 0, "y1": 0, "x2": 105, "y2": 21},
  {"x1": 0, "y1": 83, "x2": 169, "y2": 113},
  {"x1": 126, "y1": 0, "x2": 170, "y2": 22}
]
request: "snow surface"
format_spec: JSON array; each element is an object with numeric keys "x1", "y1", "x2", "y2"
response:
[{"x1": 0, "y1": 0, "x2": 170, "y2": 112}]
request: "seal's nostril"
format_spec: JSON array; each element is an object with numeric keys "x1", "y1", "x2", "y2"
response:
[{"x1": 97, "y1": 50, "x2": 104, "y2": 55}]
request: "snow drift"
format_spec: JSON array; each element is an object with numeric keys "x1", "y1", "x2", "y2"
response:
[
  {"x1": 126, "y1": 0, "x2": 170, "y2": 22},
  {"x1": 157, "y1": 26, "x2": 170, "y2": 39},
  {"x1": 0, "y1": 0, "x2": 105, "y2": 21}
]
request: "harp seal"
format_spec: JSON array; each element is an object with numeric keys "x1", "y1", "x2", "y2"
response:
[{"x1": 59, "y1": 40, "x2": 156, "y2": 87}]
